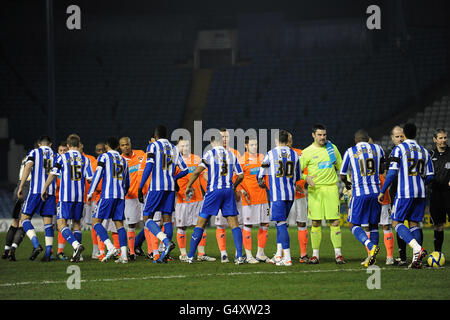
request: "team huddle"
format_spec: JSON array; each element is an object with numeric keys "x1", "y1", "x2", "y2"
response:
[{"x1": 1, "y1": 123, "x2": 439, "y2": 268}]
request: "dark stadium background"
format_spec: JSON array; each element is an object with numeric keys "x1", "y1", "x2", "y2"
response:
[{"x1": 0, "y1": 0, "x2": 449, "y2": 219}]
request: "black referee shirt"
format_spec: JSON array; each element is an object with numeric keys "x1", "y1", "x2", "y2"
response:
[{"x1": 429, "y1": 146, "x2": 450, "y2": 190}]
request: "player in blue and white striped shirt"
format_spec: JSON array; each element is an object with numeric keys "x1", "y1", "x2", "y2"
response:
[
  {"x1": 138, "y1": 125, "x2": 189, "y2": 263},
  {"x1": 340, "y1": 130, "x2": 385, "y2": 267},
  {"x1": 42, "y1": 134, "x2": 93, "y2": 262},
  {"x1": 378, "y1": 123, "x2": 434, "y2": 268},
  {"x1": 182, "y1": 132, "x2": 245, "y2": 264},
  {"x1": 257, "y1": 130, "x2": 301, "y2": 266},
  {"x1": 87, "y1": 137, "x2": 131, "y2": 263},
  {"x1": 17, "y1": 135, "x2": 56, "y2": 261}
]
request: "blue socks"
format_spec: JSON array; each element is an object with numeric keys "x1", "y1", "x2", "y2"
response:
[
  {"x1": 44, "y1": 224, "x2": 54, "y2": 256},
  {"x1": 351, "y1": 226, "x2": 374, "y2": 250},
  {"x1": 117, "y1": 227, "x2": 127, "y2": 247},
  {"x1": 394, "y1": 223, "x2": 414, "y2": 244},
  {"x1": 145, "y1": 219, "x2": 169, "y2": 247},
  {"x1": 276, "y1": 223, "x2": 290, "y2": 249},
  {"x1": 93, "y1": 223, "x2": 109, "y2": 243},
  {"x1": 23, "y1": 220, "x2": 40, "y2": 249},
  {"x1": 74, "y1": 230, "x2": 82, "y2": 244},
  {"x1": 163, "y1": 220, "x2": 173, "y2": 242},
  {"x1": 135, "y1": 229, "x2": 146, "y2": 248},
  {"x1": 187, "y1": 227, "x2": 204, "y2": 258},
  {"x1": 410, "y1": 226, "x2": 422, "y2": 245},
  {"x1": 61, "y1": 227, "x2": 77, "y2": 245},
  {"x1": 231, "y1": 227, "x2": 243, "y2": 258},
  {"x1": 369, "y1": 229, "x2": 379, "y2": 246}
]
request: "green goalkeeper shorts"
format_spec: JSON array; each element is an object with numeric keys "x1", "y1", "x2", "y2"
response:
[{"x1": 307, "y1": 184, "x2": 340, "y2": 221}]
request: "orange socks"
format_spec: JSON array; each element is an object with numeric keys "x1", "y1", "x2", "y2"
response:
[
  {"x1": 216, "y1": 227, "x2": 227, "y2": 253},
  {"x1": 91, "y1": 228, "x2": 98, "y2": 245},
  {"x1": 242, "y1": 227, "x2": 252, "y2": 252},
  {"x1": 177, "y1": 229, "x2": 187, "y2": 256},
  {"x1": 57, "y1": 231, "x2": 66, "y2": 254},
  {"x1": 297, "y1": 227, "x2": 308, "y2": 257},
  {"x1": 257, "y1": 227, "x2": 268, "y2": 249},
  {"x1": 127, "y1": 229, "x2": 136, "y2": 255},
  {"x1": 144, "y1": 228, "x2": 153, "y2": 254},
  {"x1": 384, "y1": 230, "x2": 394, "y2": 258},
  {"x1": 198, "y1": 231, "x2": 207, "y2": 256},
  {"x1": 98, "y1": 236, "x2": 105, "y2": 254},
  {"x1": 112, "y1": 232, "x2": 120, "y2": 249}
]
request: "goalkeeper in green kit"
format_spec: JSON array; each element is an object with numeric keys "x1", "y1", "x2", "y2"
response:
[{"x1": 301, "y1": 124, "x2": 346, "y2": 264}]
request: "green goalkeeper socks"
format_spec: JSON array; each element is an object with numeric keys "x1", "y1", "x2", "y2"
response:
[
  {"x1": 310, "y1": 226, "x2": 322, "y2": 250},
  {"x1": 330, "y1": 225, "x2": 342, "y2": 249}
]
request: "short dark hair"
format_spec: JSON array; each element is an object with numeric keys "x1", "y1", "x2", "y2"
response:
[
  {"x1": 354, "y1": 129, "x2": 369, "y2": 143},
  {"x1": 403, "y1": 123, "x2": 417, "y2": 139},
  {"x1": 312, "y1": 124, "x2": 327, "y2": 133},
  {"x1": 38, "y1": 135, "x2": 52, "y2": 145},
  {"x1": 433, "y1": 128, "x2": 447, "y2": 138},
  {"x1": 154, "y1": 125, "x2": 168, "y2": 139},
  {"x1": 106, "y1": 137, "x2": 120, "y2": 150},
  {"x1": 66, "y1": 134, "x2": 80, "y2": 147},
  {"x1": 210, "y1": 133, "x2": 223, "y2": 144},
  {"x1": 245, "y1": 135, "x2": 257, "y2": 145},
  {"x1": 58, "y1": 141, "x2": 67, "y2": 148},
  {"x1": 277, "y1": 130, "x2": 289, "y2": 144}
]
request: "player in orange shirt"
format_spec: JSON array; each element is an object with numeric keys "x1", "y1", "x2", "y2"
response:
[
  {"x1": 286, "y1": 132, "x2": 310, "y2": 263},
  {"x1": 119, "y1": 137, "x2": 146, "y2": 261},
  {"x1": 55, "y1": 141, "x2": 69, "y2": 260},
  {"x1": 91, "y1": 142, "x2": 108, "y2": 259},
  {"x1": 175, "y1": 138, "x2": 215, "y2": 262},
  {"x1": 378, "y1": 174, "x2": 395, "y2": 265},
  {"x1": 238, "y1": 136, "x2": 271, "y2": 264},
  {"x1": 133, "y1": 137, "x2": 162, "y2": 260},
  {"x1": 365, "y1": 137, "x2": 395, "y2": 265},
  {"x1": 213, "y1": 128, "x2": 243, "y2": 263}
]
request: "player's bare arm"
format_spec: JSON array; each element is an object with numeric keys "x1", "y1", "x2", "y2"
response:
[
  {"x1": 41, "y1": 173, "x2": 57, "y2": 201},
  {"x1": 17, "y1": 162, "x2": 33, "y2": 200},
  {"x1": 186, "y1": 166, "x2": 206, "y2": 199},
  {"x1": 233, "y1": 173, "x2": 244, "y2": 190},
  {"x1": 305, "y1": 175, "x2": 316, "y2": 188},
  {"x1": 339, "y1": 174, "x2": 352, "y2": 190}
]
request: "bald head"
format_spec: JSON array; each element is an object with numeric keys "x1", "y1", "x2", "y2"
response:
[
  {"x1": 391, "y1": 125, "x2": 405, "y2": 146},
  {"x1": 119, "y1": 137, "x2": 132, "y2": 156}
]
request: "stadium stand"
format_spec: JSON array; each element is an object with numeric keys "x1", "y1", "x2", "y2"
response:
[
  {"x1": 204, "y1": 25, "x2": 449, "y2": 151},
  {"x1": 375, "y1": 95, "x2": 450, "y2": 152}
]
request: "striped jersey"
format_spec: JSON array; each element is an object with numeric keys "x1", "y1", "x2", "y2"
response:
[
  {"x1": 145, "y1": 139, "x2": 187, "y2": 191},
  {"x1": 388, "y1": 139, "x2": 434, "y2": 198},
  {"x1": 25, "y1": 146, "x2": 56, "y2": 195},
  {"x1": 51, "y1": 150, "x2": 93, "y2": 202},
  {"x1": 257, "y1": 146, "x2": 301, "y2": 202},
  {"x1": 199, "y1": 146, "x2": 243, "y2": 193},
  {"x1": 88, "y1": 150, "x2": 130, "y2": 200},
  {"x1": 340, "y1": 142, "x2": 385, "y2": 197}
]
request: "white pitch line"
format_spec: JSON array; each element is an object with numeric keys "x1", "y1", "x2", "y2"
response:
[{"x1": 0, "y1": 267, "x2": 412, "y2": 288}]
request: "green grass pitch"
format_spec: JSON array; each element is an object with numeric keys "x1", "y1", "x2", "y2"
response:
[{"x1": 1, "y1": 227, "x2": 449, "y2": 300}]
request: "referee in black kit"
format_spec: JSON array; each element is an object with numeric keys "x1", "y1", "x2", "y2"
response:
[{"x1": 429, "y1": 128, "x2": 450, "y2": 253}]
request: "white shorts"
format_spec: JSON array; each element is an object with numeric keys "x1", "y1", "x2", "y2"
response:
[
  {"x1": 288, "y1": 197, "x2": 308, "y2": 225},
  {"x1": 102, "y1": 219, "x2": 117, "y2": 233},
  {"x1": 215, "y1": 199, "x2": 243, "y2": 226},
  {"x1": 153, "y1": 211, "x2": 162, "y2": 222},
  {"x1": 379, "y1": 204, "x2": 392, "y2": 226},
  {"x1": 175, "y1": 201, "x2": 203, "y2": 228},
  {"x1": 242, "y1": 203, "x2": 270, "y2": 225},
  {"x1": 81, "y1": 203, "x2": 95, "y2": 228},
  {"x1": 124, "y1": 198, "x2": 143, "y2": 225}
]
